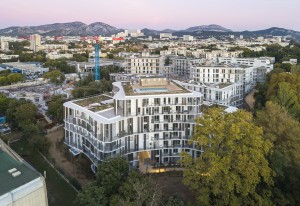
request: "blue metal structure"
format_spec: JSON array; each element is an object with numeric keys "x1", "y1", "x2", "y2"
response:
[{"x1": 94, "y1": 44, "x2": 100, "y2": 81}]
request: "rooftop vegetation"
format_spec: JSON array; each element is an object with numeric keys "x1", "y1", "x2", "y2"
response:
[{"x1": 74, "y1": 95, "x2": 112, "y2": 107}]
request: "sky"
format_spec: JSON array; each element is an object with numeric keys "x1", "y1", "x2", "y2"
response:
[{"x1": 1, "y1": 0, "x2": 300, "y2": 31}]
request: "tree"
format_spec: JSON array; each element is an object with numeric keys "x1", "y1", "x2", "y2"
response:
[
  {"x1": 48, "y1": 95, "x2": 64, "y2": 123},
  {"x1": 43, "y1": 69, "x2": 65, "y2": 85},
  {"x1": 271, "y1": 82, "x2": 300, "y2": 118},
  {"x1": 76, "y1": 183, "x2": 108, "y2": 206},
  {"x1": 6, "y1": 99, "x2": 28, "y2": 128},
  {"x1": 0, "y1": 94, "x2": 10, "y2": 115},
  {"x1": 256, "y1": 102, "x2": 300, "y2": 205},
  {"x1": 111, "y1": 170, "x2": 162, "y2": 206},
  {"x1": 181, "y1": 108, "x2": 273, "y2": 206},
  {"x1": 77, "y1": 157, "x2": 163, "y2": 206},
  {"x1": 96, "y1": 156, "x2": 129, "y2": 194},
  {"x1": 0, "y1": 76, "x2": 9, "y2": 86},
  {"x1": 21, "y1": 123, "x2": 40, "y2": 138},
  {"x1": 7, "y1": 73, "x2": 24, "y2": 84},
  {"x1": 44, "y1": 59, "x2": 76, "y2": 73},
  {"x1": 14, "y1": 103, "x2": 37, "y2": 129}
]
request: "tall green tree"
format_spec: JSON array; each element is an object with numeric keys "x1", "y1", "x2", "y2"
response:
[
  {"x1": 7, "y1": 73, "x2": 24, "y2": 84},
  {"x1": 110, "y1": 170, "x2": 162, "y2": 206},
  {"x1": 181, "y1": 108, "x2": 273, "y2": 206},
  {"x1": 77, "y1": 157, "x2": 162, "y2": 206},
  {"x1": 48, "y1": 95, "x2": 64, "y2": 123},
  {"x1": 43, "y1": 69, "x2": 65, "y2": 85},
  {"x1": 0, "y1": 94, "x2": 10, "y2": 115},
  {"x1": 256, "y1": 102, "x2": 300, "y2": 205},
  {"x1": 271, "y1": 82, "x2": 300, "y2": 118},
  {"x1": 14, "y1": 103, "x2": 37, "y2": 129}
]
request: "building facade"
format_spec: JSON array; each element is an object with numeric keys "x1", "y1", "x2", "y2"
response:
[
  {"x1": 192, "y1": 64, "x2": 257, "y2": 94},
  {"x1": 64, "y1": 78, "x2": 203, "y2": 167},
  {"x1": 124, "y1": 53, "x2": 165, "y2": 75},
  {"x1": 29, "y1": 34, "x2": 41, "y2": 52}
]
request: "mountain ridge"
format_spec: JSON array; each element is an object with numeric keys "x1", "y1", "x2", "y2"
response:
[{"x1": 0, "y1": 22, "x2": 299, "y2": 43}]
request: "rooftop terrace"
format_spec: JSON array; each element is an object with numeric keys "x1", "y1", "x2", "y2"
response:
[{"x1": 122, "y1": 78, "x2": 191, "y2": 96}]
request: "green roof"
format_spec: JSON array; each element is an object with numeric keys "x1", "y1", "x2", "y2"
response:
[{"x1": 0, "y1": 149, "x2": 40, "y2": 196}]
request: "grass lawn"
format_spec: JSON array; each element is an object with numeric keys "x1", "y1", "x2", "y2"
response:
[{"x1": 10, "y1": 139, "x2": 78, "y2": 206}]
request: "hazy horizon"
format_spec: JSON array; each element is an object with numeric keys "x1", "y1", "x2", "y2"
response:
[{"x1": 1, "y1": 0, "x2": 300, "y2": 31}]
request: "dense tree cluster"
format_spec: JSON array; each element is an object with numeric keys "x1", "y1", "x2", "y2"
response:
[
  {"x1": 76, "y1": 157, "x2": 164, "y2": 206},
  {"x1": 181, "y1": 108, "x2": 273, "y2": 206},
  {"x1": 242, "y1": 42, "x2": 300, "y2": 63},
  {"x1": 0, "y1": 94, "x2": 49, "y2": 152},
  {"x1": 71, "y1": 66, "x2": 123, "y2": 99},
  {"x1": 44, "y1": 59, "x2": 76, "y2": 73},
  {"x1": 43, "y1": 69, "x2": 65, "y2": 85},
  {"x1": 0, "y1": 70, "x2": 24, "y2": 86}
]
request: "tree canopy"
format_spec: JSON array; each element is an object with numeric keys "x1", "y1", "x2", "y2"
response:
[
  {"x1": 256, "y1": 102, "x2": 300, "y2": 205},
  {"x1": 181, "y1": 108, "x2": 273, "y2": 206},
  {"x1": 76, "y1": 156, "x2": 163, "y2": 206}
]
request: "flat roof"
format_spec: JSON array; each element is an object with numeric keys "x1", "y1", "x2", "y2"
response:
[
  {"x1": 123, "y1": 80, "x2": 191, "y2": 96},
  {"x1": 0, "y1": 149, "x2": 40, "y2": 196}
]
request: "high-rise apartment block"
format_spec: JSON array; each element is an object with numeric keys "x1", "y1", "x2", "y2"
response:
[
  {"x1": 30, "y1": 34, "x2": 41, "y2": 52},
  {"x1": 64, "y1": 77, "x2": 203, "y2": 167},
  {"x1": 124, "y1": 53, "x2": 165, "y2": 75}
]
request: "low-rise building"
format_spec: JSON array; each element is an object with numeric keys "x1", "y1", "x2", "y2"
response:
[
  {"x1": 2, "y1": 62, "x2": 49, "y2": 75},
  {"x1": 0, "y1": 139, "x2": 48, "y2": 206},
  {"x1": 46, "y1": 52, "x2": 73, "y2": 60}
]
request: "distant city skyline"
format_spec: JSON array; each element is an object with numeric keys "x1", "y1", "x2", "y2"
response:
[{"x1": 1, "y1": 0, "x2": 300, "y2": 31}]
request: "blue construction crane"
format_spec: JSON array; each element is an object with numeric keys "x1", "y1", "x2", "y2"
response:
[{"x1": 94, "y1": 43, "x2": 100, "y2": 81}]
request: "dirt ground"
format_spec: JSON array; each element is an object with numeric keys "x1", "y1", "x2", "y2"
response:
[
  {"x1": 154, "y1": 174, "x2": 196, "y2": 203},
  {"x1": 46, "y1": 127, "x2": 94, "y2": 187},
  {"x1": 245, "y1": 90, "x2": 256, "y2": 110}
]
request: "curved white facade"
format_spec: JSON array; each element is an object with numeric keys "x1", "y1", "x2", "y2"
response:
[{"x1": 64, "y1": 79, "x2": 203, "y2": 167}]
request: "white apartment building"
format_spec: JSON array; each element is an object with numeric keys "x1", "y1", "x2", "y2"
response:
[
  {"x1": 64, "y1": 77, "x2": 203, "y2": 167},
  {"x1": 36, "y1": 44, "x2": 68, "y2": 52},
  {"x1": 0, "y1": 40, "x2": 9, "y2": 51},
  {"x1": 160, "y1": 33, "x2": 172, "y2": 39},
  {"x1": 171, "y1": 57, "x2": 203, "y2": 79},
  {"x1": 178, "y1": 80, "x2": 244, "y2": 107},
  {"x1": 124, "y1": 29, "x2": 144, "y2": 37},
  {"x1": 192, "y1": 64, "x2": 257, "y2": 94},
  {"x1": 183, "y1": 35, "x2": 194, "y2": 41},
  {"x1": 217, "y1": 57, "x2": 274, "y2": 83},
  {"x1": 46, "y1": 53, "x2": 73, "y2": 60},
  {"x1": 124, "y1": 53, "x2": 165, "y2": 75},
  {"x1": 0, "y1": 54, "x2": 19, "y2": 60},
  {"x1": 218, "y1": 57, "x2": 274, "y2": 69},
  {"x1": 29, "y1": 34, "x2": 41, "y2": 52}
]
